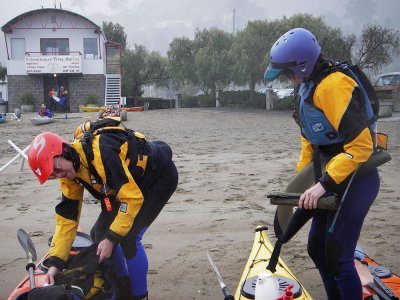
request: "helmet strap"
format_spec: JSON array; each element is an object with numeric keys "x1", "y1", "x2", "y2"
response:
[{"x1": 62, "y1": 143, "x2": 81, "y2": 171}]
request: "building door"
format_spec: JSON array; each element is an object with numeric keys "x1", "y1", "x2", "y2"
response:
[{"x1": 43, "y1": 75, "x2": 70, "y2": 112}]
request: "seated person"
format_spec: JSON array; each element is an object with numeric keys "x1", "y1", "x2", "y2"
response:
[{"x1": 37, "y1": 103, "x2": 53, "y2": 118}]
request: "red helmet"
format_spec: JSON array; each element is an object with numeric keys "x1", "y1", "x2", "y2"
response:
[{"x1": 28, "y1": 132, "x2": 66, "y2": 184}]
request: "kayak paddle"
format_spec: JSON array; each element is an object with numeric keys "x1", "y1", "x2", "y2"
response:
[
  {"x1": 267, "y1": 192, "x2": 338, "y2": 210},
  {"x1": 17, "y1": 229, "x2": 37, "y2": 289},
  {"x1": 206, "y1": 251, "x2": 235, "y2": 300},
  {"x1": 355, "y1": 259, "x2": 396, "y2": 300}
]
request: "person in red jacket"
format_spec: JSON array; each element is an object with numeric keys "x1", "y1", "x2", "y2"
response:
[{"x1": 37, "y1": 103, "x2": 53, "y2": 118}]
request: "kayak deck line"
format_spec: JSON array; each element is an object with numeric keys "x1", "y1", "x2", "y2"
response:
[{"x1": 234, "y1": 226, "x2": 312, "y2": 300}]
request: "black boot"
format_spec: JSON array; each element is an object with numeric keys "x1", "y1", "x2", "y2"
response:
[
  {"x1": 132, "y1": 292, "x2": 148, "y2": 300},
  {"x1": 115, "y1": 276, "x2": 133, "y2": 300}
]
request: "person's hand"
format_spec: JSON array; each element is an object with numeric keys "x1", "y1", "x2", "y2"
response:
[
  {"x1": 46, "y1": 266, "x2": 61, "y2": 285},
  {"x1": 97, "y1": 238, "x2": 114, "y2": 263},
  {"x1": 299, "y1": 182, "x2": 326, "y2": 209}
]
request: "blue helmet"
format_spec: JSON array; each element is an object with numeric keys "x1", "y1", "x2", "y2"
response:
[{"x1": 264, "y1": 28, "x2": 321, "y2": 81}]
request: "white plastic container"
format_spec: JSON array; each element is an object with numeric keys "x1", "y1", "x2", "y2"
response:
[{"x1": 255, "y1": 271, "x2": 280, "y2": 299}]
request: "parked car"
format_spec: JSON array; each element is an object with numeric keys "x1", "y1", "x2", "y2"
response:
[
  {"x1": 273, "y1": 88, "x2": 294, "y2": 99},
  {"x1": 374, "y1": 72, "x2": 400, "y2": 99}
]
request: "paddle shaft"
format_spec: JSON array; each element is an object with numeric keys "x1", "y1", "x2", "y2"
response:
[
  {"x1": 269, "y1": 194, "x2": 338, "y2": 210},
  {"x1": 206, "y1": 252, "x2": 235, "y2": 300},
  {"x1": 371, "y1": 273, "x2": 399, "y2": 300},
  {"x1": 269, "y1": 151, "x2": 391, "y2": 211},
  {"x1": 367, "y1": 283, "x2": 392, "y2": 300},
  {"x1": 28, "y1": 264, "x2": 35, "y2": 289},
  {"x1": 53, "y1": 116, "x2": 92, "y2": 119},
  {"x1": 17, "y1": 229, "x2": 37, "y2": 290}
]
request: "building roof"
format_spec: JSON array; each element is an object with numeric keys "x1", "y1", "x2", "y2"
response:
[{"x1": 1, "y1": 8, "x2": 101, "y2": 33}]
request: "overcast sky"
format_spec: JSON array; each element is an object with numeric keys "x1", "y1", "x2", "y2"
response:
[{"x1": 1, "y1": 0, "x2": 399, "y2": 65}]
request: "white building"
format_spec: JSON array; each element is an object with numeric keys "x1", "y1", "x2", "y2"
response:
[
  {"x1": 0, "y1": 77, "x2": 7, "y2": 101},
  {"x1": 1, "y1": 8, "x2": 121, "y2": 112}
]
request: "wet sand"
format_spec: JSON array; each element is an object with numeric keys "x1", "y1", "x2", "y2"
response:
[{"x1": 0, "y1": 108, "x2": 399, "y2": 299}]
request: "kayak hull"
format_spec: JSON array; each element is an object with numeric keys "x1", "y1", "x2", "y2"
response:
[
  {"x1": 357, "y1": 249, "x2": 400, "y2": 299},
  {"x1": 8, "y1": 232, "x2": 93, "y2": 300},
  {"x1": 235, "y1": 226, "x2": 312, "y2": 300},
  {"x1": 30, "y1": 117, "x2": 54, "y2": 125}
]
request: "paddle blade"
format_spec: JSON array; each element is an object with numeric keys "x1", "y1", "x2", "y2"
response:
[
  {"x1": 355, "y1": 259, "x2": 374, "y2": 286},
  {"x1": 206, "y1": 252, "x2": 224, "y2": 284},
  {"x1": 17, "y1": 229, "x2": 37, "y2": 262},
  {"x1": 355, "y1": 260, "x2": 394, "y2": 300}
]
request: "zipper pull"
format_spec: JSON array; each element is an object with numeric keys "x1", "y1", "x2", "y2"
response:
[{"x1": 104, "y1": 196, "x2": 112, "y2": 212}]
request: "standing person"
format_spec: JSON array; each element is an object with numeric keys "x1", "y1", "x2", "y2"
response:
[
  {"x1": 27, "y1": 120, "x2": 178, "y2": 300},
  {"x1": 264, "y1": 28, "x2": 380, "y2": 300},
  {"x1": 48, "y1": 88, "x2": 57, "y2": 112},
  {"x1": 36, "y1": 103, "x2": 53, "y2": 118}
]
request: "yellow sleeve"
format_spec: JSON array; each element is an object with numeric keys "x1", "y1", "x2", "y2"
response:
[
  {"x1": 91, "y1": 137, "x2": 144, "y2": 238},
  {"x1": 313, "y1": 72, "x2": 374, "y2": 185},
  {"x1": 297, "y1": 135, "x2": 313, "y2": 172},
  {"x1": 110, "y1": 166, "x2": 144, "y2": 237},
  {"x1": 48, "y1": 179, "x2": 84, "y2": 263},
  {"x1": 325, "y1": 128, "x2": 373, "y2": 184}
]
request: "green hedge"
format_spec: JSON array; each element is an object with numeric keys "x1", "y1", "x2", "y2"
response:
[
  {"x1": 273, "y1": 96, "x2": 295, "y2": 111},
  {"x1": 218, "y1": 91, "x2": 265, "y2": 108},
  {"x1": 135, "y1": 97, "x2": 175, "y2": 109},
  {"x1": 182, "y1": 94, "x2": 215, "y2": 108},
  {"x1": 128, "y1": 92, "x2": 295, "y2": 111}
]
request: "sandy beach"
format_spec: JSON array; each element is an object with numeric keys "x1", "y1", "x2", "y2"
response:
[{"x1": 0, "y1": 108, "x2": 399, "y2": 300}]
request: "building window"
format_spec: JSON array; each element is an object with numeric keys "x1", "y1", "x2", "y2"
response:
[
  {"x1": 40, "y1": 38, "x2": 69, "y2": 55},
  {"x1": 11, "y1": 38, "x2": 25, "y2": 60},
  {"x1": 106, "y1": 46, "x2": 120, "y2": 74},
  {"x1": 84, "y1": 38, "x2": 98, "y2": 59}
]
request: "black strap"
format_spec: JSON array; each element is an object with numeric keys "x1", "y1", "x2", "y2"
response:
[
  {"x1": 80, "y1": 136, "x2": 104, "y2": 186},
  {"x1": 268, "y1": 208, "x2": 314, "y2": 272},
  {"x1": 312, "y1": 146, "x2": 322, "y2": 184},
  {"x1": 267, "y1": 240, "x2": 282, "y2": 273}
]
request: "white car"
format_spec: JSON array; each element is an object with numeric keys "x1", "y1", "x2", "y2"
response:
[{"x1": 273, "y1": 88, "x2": 294, "y2": 99}]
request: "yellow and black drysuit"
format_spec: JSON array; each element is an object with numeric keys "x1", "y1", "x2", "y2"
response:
[
  {"x1": 293, "y1": 66, "x2": 380, "y2": 300},
  {"x1": 47, "y1": 124, "x2": 178, "y2": 298}
]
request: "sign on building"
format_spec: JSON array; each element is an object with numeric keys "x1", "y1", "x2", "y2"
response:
[{"x1": 25, "y1": 55, "x2": 82, "y2": 74}]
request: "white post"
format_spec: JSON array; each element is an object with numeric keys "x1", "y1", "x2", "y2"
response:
[
  {"x1": 8, "y1": 140, "x2": 28, "y2": 160},
  {"x1": 174, "y1": 93, "x2": 182, "y2": 110},
  {"x1": 216, "y1": 90, "x2": 222, "y2": 108},
  {"x1": 265, "y1": 89, "x2": 274, "y2": 111},
  {"x1": 0, "y1": 141, "x2": 30, "y2": 173}
]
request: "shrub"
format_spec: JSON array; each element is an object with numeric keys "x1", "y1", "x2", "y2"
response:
[
  {"x1": 218, "y1": 91, "x2": 266, "y2": 109},
  {"x1": 20, "y1": 93, "x2": 35, "y2": 105},
  {"x1": 85, "y1": 94, "x2": 99, "y2": 105},
  {"x1": 182, "y1": 94, "x2": 214, "y2": 108},
  {"x1": 136, "y1": 97, "x2": 175, "y2": 109},
  {"x1": 273, "y1": 96, "x2": 294, "y2": 111}
]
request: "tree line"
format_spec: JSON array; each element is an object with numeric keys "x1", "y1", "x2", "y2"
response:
[{"x1": 103, "y1": 14, "x2": 400, "y2": 102}]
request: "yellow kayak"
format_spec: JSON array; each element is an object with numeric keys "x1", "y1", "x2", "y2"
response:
[
  {"x1": 79, "y1": 105, "x2": 144, "y2": 112},
  {"x1": 79, "y1": 105, "x2": 105, "y2": 112},
  {"x1": 235, "y1": 226, "x2": 312, "y2": 299}
]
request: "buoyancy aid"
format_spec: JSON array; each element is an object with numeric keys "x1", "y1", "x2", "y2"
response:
[
  {"x1": 296, "y1": 61, "x2": 378, "y2": 147},
  {"x1": 72, "y1": 118, "x2": 151, "y2": 212},
  {"x1": 298, "y1": 80, "x2": 344, "y2": 146}
]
